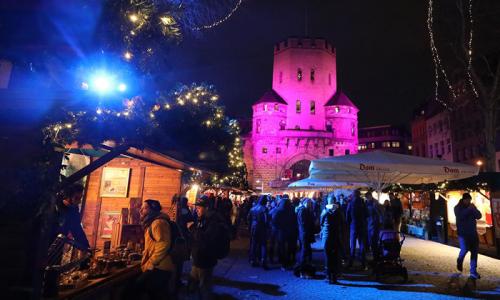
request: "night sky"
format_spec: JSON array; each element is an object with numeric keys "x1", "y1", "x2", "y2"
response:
[
  {"x1": 164, "y1": 0, "x2": 434, "y2": 127},
  {"x1": 0, "y1": 0, "x2": 434, "y2": 128}
]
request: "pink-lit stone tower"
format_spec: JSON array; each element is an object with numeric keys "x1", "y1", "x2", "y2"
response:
[{"x1": 243, "y1": 37, "x2": 359, "y2": 190}]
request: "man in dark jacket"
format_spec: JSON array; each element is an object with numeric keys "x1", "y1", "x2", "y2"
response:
[
  {"x1": 321, "y1": 197, "x2": 345, "y2": 284},
  {"x1": 389, "y1": 193, "x2": 403, "y2": 231},
  {"x1": 52, "y1": 184, "x2": 90, "y2": 251},
  {"x1": 247, "y1": 195, "x2": 269, "y2": 269},
  {"x1": 189, "y1": 195, "x2": 221, "y2": 299},
  {"x1": 454, "y1": 193, "x2": 482, "y2": 279},
  {"x1": 296, "y1": 198, "x2": 315, "y2": 270},
  {"x1": 346, "y1": 190, "x2": 367, "y2": 269},
  {"x1": 365, "y1": 191, "x2": 382, "y2": 258},
  {"x1": 272, "y1": 194, "x2": 298, "y2": 270}
]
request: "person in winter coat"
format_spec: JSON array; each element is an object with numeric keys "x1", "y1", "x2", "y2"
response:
[
  {"x1": 173, "y1": 197, "x2": 194, "y2": 297},
  {"x1": 272, "y1": 194, "x2": 298, "y2": 269},
  {"x1": 128, "y1": 199, "x2": 174, "y2": 300},
  {"x1": 454, "y1": 193, "x2": 482, "y2": 279},
  {"x1": 346, "y1": 190, "x2": 368, "y2": 269},
  {"x1": 365, "y1": 191, "x2": 383, "y2": 258},
  {"x1": 189, "y1": 195, "x2": 222, "y2": 299},
  {"x1": 320, "y1": 197, "x2": 345, "y2": 284},
  {"x1": 296, "y1": 198, "x2": 315, "y2": 268},
  {"x1": 382, "y1": 200, "x2": 394, "y2": 229},
  {"x1": 247, "y1": 195, "x2": 269, "y2": 269},
  {"x1": 389, "y1": 193, "x2": 403, "y2": 231},
  {"x1": 268, "y1": 196, "x2": 280, "y2": 263}
]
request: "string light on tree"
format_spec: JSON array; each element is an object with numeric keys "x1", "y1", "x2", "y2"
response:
[
  {"x1": 193, "y1": 0, "x2": 243, "y2": 30},
  {"x1": 427, "y1": 0, "x2": 456, "y2": 108},
  {"x1": 466, "y1": 0, "x2": 479, "y2": 98}
]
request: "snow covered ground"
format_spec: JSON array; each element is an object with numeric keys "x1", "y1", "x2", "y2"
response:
[{"x1": 181, "y1": 235, "x2": 500, "y2": 299}]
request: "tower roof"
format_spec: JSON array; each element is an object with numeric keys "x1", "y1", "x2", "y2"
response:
[
  {"x1": 325, "y1": 90, "x2": 358, "y2": 109},
  {"x1": 254, "y1": 89, "x2": 287, "y2": 105}
]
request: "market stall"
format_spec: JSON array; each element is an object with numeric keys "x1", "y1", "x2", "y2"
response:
[{"x1": 42, "y1": 144, "x2": 198, "y2": 299}]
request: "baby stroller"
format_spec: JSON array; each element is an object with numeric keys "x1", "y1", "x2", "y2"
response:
[{"x1": 372, "y1": 229, "x2": 408, "y2": 283}]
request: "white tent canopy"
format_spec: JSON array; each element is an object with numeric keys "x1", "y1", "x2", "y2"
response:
[
  {"x1": 288, "y1": 178, "x2": 367, "y2": 189},
  {"x1": 307, "y1": 151, "x2": 479, "y2": 191}
]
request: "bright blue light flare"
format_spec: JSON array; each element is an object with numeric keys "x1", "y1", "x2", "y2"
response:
[
  {"x1": 90, "y1": 72, "x2": 115, "y2": 94},
  {"x1": 118, "y1": 83, "x2": 127, "y2": 92}
]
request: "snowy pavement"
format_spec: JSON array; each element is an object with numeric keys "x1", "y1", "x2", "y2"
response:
[{"x1": 182, "y1": 235, "x2": 500, "y2": 300}]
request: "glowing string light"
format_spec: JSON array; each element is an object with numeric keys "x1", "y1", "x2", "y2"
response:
[
  {"x1": 427, "y1": 0, "x2": 456, "y2": 108},
  {"x1": 194, "y1": 0, "x2": 243, "y2": 30},
  {"x1": 466, "y1": 0, "x2": 479, "y2": 98}
]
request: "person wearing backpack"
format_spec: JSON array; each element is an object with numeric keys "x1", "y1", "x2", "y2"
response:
[
  {"x1": 188, "y1": 195, "x2": 223, "y2": 300},
  {"x1": 127, "y1": 199, "x2": 174, "y2": 300}
]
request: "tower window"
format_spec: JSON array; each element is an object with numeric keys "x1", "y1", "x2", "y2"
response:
[
  {"x1": 256, "y1": 119, "x2": 261, "y2": 133},
  {"x1": 274, "y1": 103, "x2": 279, "y2": 111},
  {"x1": 279, "y1": 120, "x2": 285, "y2": 130},
  {"x1": 310, "y1": 101, "x2": 315, "y2": 115},
  {"x1": 326, "y1": 121, "x2": 332, "y2": 132},
  {"x1": 296, "y1": 100, "x2": 301, "y2": 113},
  {"x1": 264, "y1": 104, "x2": 268, "y2": 111},
  {"x1": 351, "y1": 124, "x2": 355, "y2": 136},
  {"x1": 295, "y1": 125, "x2": 300, "y2": 130},
  {"x1": 328, "y1": 73, "x2": 332, "y2": 86},
  {"x1": 310, "y1": 69, "x2": 315, "y2": 82},
  {"x1": 328, "y1": 149, "x2": 334, "y2": 156},
  {"x1": 297, "y1": 68, "x2": 302, "y2": 81},
  {"x1": 279, "y1": 71, "x2": 283, "y2": 84},
  {"x1": 262, "y1": 147, "x2": 267, "y2": 154},
  {"x1": 335, "y1": 107, "x2": 340, "y2": 113},
  {"x1": 276, "y1": 147, "x2": 281, "y2": 154}
]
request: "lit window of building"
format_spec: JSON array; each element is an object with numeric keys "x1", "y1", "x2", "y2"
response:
[
  {"x1": 382, "y1": 141, "x2": 391, "y2": 148},
  {"x1": 262, "y1": 147, "x2": 268, "y2": 154},
  {"x1": 368, "y1": 142, "x2": 376, "y2": 149},
  {"x1": 310, "y1": 100, "x2": 315, "y2": 115},
  {"x1": 391, "y1": 141, "x2": 400, "y2": 148},
  {"x1": 408, "y1": 144, "x2": 413, "y2": 151},
  {"x1": 296, "y1": 100, "x2": 301, "y2": 113},
  {"x1": 297, "y1": 68, "x2": 303, "y2": 81}
]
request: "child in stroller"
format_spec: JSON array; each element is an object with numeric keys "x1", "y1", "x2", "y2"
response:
[{"x1": 373, "y1": 224, "x2": 408, "y2": 282}]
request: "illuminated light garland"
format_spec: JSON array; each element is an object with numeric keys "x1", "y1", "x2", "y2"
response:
[
  {"x1": 466, "y1": 0, "x2": 479, "y2": 98},
  {"x1": 427, "y1": 0, "x2": 456, "y2": 108},
  {"x1": 193, "y1": 0, "x2": 243, "y2": 30}
]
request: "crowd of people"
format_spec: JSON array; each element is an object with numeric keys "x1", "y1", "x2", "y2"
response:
[
  {"x1": 244, "y1": 190, "x2": 404, "y2": 284},
  {"x1": 50, "y1": 185, "x2": 482, "y2": 299}
]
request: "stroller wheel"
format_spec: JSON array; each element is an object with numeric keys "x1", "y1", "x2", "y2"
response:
[{"x1": 401, "y1": 267, "x2": 408, "y2": 283}]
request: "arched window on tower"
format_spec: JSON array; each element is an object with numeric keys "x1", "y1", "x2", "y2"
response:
[
  {"x1": 328, "y1": 73, "x2": 332, "y2": 86},
  {"x1": 279, "y1": 120, "x2": 286, "y2": 130},
  {"x1": 279, "y1": 71, "x2": 283, "y2": 84},
  {"x1": 297, "y1": 68, "x2": 303, "y2": 81},
  {"x1": 351, "y1": 123, "x2": 356, "y2": 137},
  {"x1": 326, "y1": 121, "x2": 332, "y2": 132},
  {"x1": 256, "y1": 119, "x2": 261, "y2": 133},
  {"x1": 310, "y1": 100, "x2": 315, "y2": 115},
  {"x1": 310, "y1": 69, "x2": 315, "y2": 82},
  {"x1": 296, "y1": 100, "x2": 301, "y2": 113}
]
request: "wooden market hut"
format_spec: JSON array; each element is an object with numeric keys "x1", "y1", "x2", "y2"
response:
[{"x1": 64, "y1": 143, "x2": 199, "y2": 249}]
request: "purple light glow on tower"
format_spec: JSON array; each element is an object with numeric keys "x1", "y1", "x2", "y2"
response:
[{"x1": 243, "y1": 37, "x2": 359, "y2": 190}]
